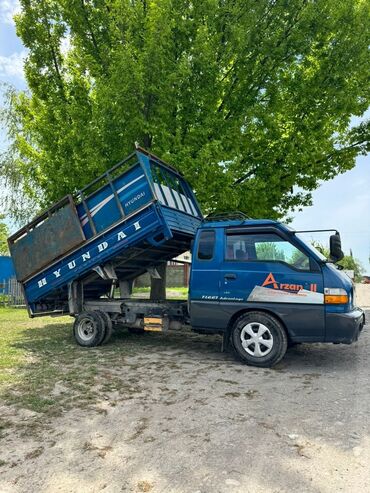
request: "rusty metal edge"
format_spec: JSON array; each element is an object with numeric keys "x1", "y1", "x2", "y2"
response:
[
  {"x1": 10, "y1": 197, "x2": 86, "y2": 283},
  {"x1": 20, "y1": 200, "x2": 158, "y2": 285}
]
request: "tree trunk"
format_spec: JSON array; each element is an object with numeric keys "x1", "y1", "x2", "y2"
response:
[
  {"x1": 150, "y1": 263, "x2": 167, "y2": 300},
  {"x1": 119, "y1": 280, "x2": 133, "y2": 298}
]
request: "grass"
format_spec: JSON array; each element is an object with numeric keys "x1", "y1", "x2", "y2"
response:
[
  {"x1": 0, "y1": 306, "x2": 218, "y2": 419},
  {"x1": 133, "y1": 286, "x2": 188, "y2": 298},
  {"x1": 0, "y1": 307, "x2": 139, "y2": 415}
]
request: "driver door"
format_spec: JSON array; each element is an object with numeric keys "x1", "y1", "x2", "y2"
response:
[{"x1": 219, "y1": 229, "x2": 325, "y2": 340}]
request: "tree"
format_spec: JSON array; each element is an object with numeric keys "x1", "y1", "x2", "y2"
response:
[
  {"x1": 338, "y1": 255, "x2": 365, "y2": 283},
  {"x1": 313, "y1": 243, "x2": 364, "y2": 282},
  {"x1": 0, "y1": 1, "x2": 369, "y2": 299},
  {"x1": 0, "y1": 215, "x2": 9, "y2": 255},
  {"x1": 256, "y1": 242, "x2": 285, "y2": 262},
  {"x1": 0, "y1": 0, "x2": 369, "y2": 225}
]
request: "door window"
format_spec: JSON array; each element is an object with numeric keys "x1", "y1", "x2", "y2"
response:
[
  {"x1": 225, "y1": 232, "x2": 310, "y2": 271},
  {"x1": 197, "y1": 230, "x2": 215, "y2": 260}
]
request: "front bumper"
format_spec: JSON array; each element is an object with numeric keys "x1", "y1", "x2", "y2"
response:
[{"x1": 325, "y1": 307, "x2": 365, "y2": 344}]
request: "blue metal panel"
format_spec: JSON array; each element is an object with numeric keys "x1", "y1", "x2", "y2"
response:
[
  {"x1": 24, "y1": 204, "x2": 165, "y2": 303},
  {"x1": 84, "y1": 183, "x2": 122, "y2": 234},
  {"x1": 161, "y1": 207, "x2": 202, "y2": 236},
  {"x1": 76, "y1": 162, "x2": 154, "y2": 239},
  {"x1": 189, "y1": 228, "x2": 223, "y2": 328},
  {"x1": 119, "y1": 165, "x2": 153, "y2": 216},
  {"x1": 74, "y1": 151, "x2": 201, "y2": 243}
]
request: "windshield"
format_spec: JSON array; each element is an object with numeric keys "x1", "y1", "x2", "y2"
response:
[{"x1": 295, "y1": 233, "x2": 328, "y2": 262}]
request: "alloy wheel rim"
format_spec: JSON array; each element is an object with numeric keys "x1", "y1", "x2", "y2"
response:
[{"x1": 240, "y1": 322, "x2": 274, "y2": 357}]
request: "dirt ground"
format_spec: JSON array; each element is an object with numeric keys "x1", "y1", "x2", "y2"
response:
[{"x1": 0, "y1": 309, "x2": 369, "y2": 493}]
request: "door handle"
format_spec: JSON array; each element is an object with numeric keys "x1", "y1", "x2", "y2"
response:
[{"x1": 224, "y1": 273, "x2": 237, "y2": 280}]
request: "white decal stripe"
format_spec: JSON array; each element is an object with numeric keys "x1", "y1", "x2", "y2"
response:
[
  {"x1": 116, "y1": 174, "x2": 145, "y2": 195},
  {"x1": 80, "y1": 174, "x2": 145, "y2": 226},
  {"x1": 154, "y1": 183, "x2": 166, "y2": 204},
  {"x1": 172, "y1": 190, "x2": 186, "y2": 212},
  {"x1": 161, "y1": 185, "x2": 176, "y2": 208},
  {"x1": 188, "y1": 198, "x2": 198, "y2": 216},
  {"x1": 81, "y1": 193, "x2": 114, "y2": 226},
  {"x1": 180, "y1": 193, "x2": 193, "y2": 214},
  {"x1": 155, "y1": 184, "x2": 197, "y2": 217},
  {"x1": 247, "y1": 285, "x2": 324, "y2": 304}
]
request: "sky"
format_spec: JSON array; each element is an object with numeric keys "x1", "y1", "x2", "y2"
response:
[{"x1": 0, "y1": 0, "x2": 369, "y2": 273}]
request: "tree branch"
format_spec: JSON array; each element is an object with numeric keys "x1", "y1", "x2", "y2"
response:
[
  {"x1": 80, "y1": 0, "x2": 109, "y2": 75},
  {"x1": 40, "y1": 2, "x2": 67, "y2": 102}
]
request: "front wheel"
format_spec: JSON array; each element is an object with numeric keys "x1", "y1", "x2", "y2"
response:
[{"x1": 231, "y1": 311, "x2": 287, "y2": 368}]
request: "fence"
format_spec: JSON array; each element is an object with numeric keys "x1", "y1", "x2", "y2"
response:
[{"x1": 0, "y1": 278, "x2": 25, "y2": 307}]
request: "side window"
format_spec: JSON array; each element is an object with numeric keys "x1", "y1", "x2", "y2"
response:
[
  {"x1": 197, "y1": 230, "x2": 215, "y2": 260},
  {"x1": 225, "y1": 232, "x2": 310, "y2": 270}
]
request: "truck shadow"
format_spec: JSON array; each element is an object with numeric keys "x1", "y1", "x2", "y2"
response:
[{"x1": 9, "y1": 321, "x2": 365, "y2": 373}]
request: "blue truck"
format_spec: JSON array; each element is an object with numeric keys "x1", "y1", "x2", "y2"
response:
[{"x1": 8, "y1": 147, "x2": 365, "y2": 367}]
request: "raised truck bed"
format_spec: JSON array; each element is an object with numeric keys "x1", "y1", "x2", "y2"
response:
[{"x1": 8, "y1": 148, "x2": 202, "y2": 324}]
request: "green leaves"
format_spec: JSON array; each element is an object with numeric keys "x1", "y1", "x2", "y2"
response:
[
  {"x1": 1, "y1": 0, "x2": 369, "y2": 223},
  {"x1": 0, "y1": 215, "x2": 9, "y2": 255},
  {"x1": 314, "y1": 242, "x2": 364, "y2": 282}
]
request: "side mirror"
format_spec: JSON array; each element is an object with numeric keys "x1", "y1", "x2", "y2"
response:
[{"x1": 329, "y1": 233, "x2": 344, "y2": 263}]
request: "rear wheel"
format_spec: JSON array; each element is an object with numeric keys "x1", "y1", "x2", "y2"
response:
[
  {"x1": 95, "y1": 310, "x2": 113, "y2": 344},
  {"x1": 231, "y1": 311, "x2": 287, "y2": 368},
  {"x1": 73, "y1": 311, "x2": 105, "y2": 347}
]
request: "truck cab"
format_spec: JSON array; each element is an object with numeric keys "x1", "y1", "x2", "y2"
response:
[{"x1": 189, "y1": 216, "x2": 365, "y2": 367}]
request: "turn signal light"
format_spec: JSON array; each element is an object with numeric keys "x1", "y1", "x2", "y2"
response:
[
  {"x1": 324, "y1": 288, "x2": 348, "y2": 304},
  {"x1": 324, "y1": 295, "x2": 349, "y2": 304}
]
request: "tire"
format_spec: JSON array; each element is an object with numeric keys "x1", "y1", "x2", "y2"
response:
[
  {"x1": 73, "y1": 311, "x2": 106, "y2": 347},
  {"x1": 231, "y1": 311, "x2": 288, "y2": 368},
  {"x1": 95, "y1": 310, "x2": 113, "y2": 344}
]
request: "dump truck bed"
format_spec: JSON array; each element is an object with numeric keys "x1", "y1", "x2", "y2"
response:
[{"x1": 8, "y1": 148, "x2": 202, "y2": 316}]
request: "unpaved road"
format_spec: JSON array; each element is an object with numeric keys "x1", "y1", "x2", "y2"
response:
[{"x1": 1, "y1": 313, "x2": 369, "y2": 493}]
